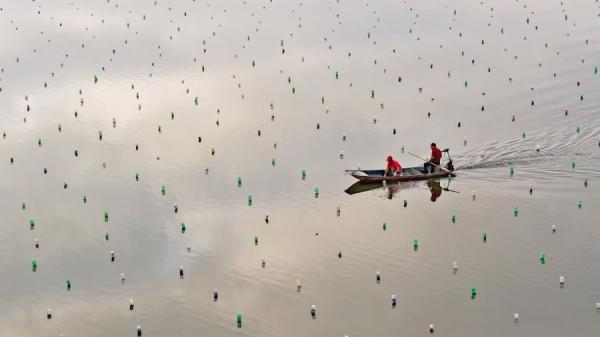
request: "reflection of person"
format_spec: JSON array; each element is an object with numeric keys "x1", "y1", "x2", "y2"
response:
[
  {"x1": 423, "y1": 143, "x2": 442, "y2": 174},
  {"x1": 387, "y1": 183, "x2": 401, "y2": 199},
  {"x1": 384, "y1": 155, "x2": 402, "y2": 176},
  {"x1": 427, "y1": 180, "x2": 443, "y2": 202}
]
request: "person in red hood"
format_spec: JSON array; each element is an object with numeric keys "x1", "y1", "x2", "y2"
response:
[
  {"x1": 384, "y1": 155, "x2": 402, "y2": 176},
  {"x1": 423, "y1": 143, "x2": 443, "y2": 174}
]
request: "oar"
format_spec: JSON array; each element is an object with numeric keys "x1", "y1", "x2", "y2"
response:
[{"x1": 408, "y1": 152, "x2": 454, "y2": 175}]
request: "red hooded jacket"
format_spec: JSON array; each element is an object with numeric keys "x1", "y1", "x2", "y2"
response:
[{"x1": 386, "y1": 156, "x2": 402, "y2": 171}]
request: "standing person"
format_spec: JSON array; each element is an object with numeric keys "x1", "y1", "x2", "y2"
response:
[
  {"x1": 384, "y1": 155, "x2": 402, "y2": 176},
  {"x1": 423, "y1": 143, "x2": 443, "y2": 174}
]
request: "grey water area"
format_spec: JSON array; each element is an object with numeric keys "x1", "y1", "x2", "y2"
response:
[{"x1": 1, "y1": 0, "x2": 599, "y2": 336}]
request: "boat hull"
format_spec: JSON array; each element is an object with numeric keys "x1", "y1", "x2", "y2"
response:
[{"x1": 345, "y1": 166, "x2": 455, "y2": 183}]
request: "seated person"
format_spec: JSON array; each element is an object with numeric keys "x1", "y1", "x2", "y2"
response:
[{"x1": 423, "y1": 143, "x2": 442, "y2": 174}]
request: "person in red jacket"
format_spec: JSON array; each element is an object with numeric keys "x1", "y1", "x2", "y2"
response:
[
  {"x1": 384, "y1": 155, "x2": 402, "y2": 176},
  {"x1": 423, "y1": 143, "x2": 443, "y2": 174}
]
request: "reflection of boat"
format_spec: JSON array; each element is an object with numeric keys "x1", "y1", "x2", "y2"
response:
[
  {"x1": 344, "y1": 181, "x2": 386, "y2": 195},
  {"x1": 345, "y1": 166, "x2": 454, "y2": 183},
  {"x1": 344, "y1": 180, "x2": 416, "y2": 194},
  {"x1": 345, "y1": 177, "x2": 457, "y2": 202}
]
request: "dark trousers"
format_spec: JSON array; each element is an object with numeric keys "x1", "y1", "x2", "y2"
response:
[{"x1": 423, "y1": 161, "x2": 439, "y2": 174}]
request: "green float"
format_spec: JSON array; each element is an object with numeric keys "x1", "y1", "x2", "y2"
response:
[{"x1": 539, "y1": 252, "x2": 546, "y2": 264}]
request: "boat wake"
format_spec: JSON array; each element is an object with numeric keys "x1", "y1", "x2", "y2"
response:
[{"x1": 452, "y1": 124, "x2": 600, "y2": 174}]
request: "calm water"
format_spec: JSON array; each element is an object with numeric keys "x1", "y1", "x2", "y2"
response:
[{"x1": 1, "y1": 0, "x2": 600, "y2": 336}]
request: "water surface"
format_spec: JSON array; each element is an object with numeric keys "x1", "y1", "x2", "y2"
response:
[{"x1": 1, "y1": 0, "x2": 600, "y2": 336}]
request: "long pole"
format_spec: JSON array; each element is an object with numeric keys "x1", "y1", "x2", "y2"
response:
[{"x1": 408, "y1": 152, "x2": 453, "y2": 175}]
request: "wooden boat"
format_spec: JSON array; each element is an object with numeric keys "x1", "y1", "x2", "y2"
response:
[{"x1": 345, "y1": 166, "x2": 455, "y2": 183}]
